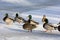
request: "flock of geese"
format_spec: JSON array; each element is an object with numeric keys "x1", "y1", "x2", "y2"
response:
[{"x1": 3, "y1": 13, "x2": 60, "y2": 32}]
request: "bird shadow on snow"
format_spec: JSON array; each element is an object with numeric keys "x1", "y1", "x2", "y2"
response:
[{"x1": 5, "y1": 27, "x2": 60, "y2": 37}]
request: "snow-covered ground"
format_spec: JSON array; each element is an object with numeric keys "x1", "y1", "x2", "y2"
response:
[
  {"x1": 0, "y1": 22, "x2": 60, "y2": 40},
  {"x1": 0, "y1": 6, "x2": 60, "y2": 40}
]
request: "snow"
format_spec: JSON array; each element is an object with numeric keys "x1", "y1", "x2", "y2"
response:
[{"x1": 0, "y1": 23, "x2": 60, "y2": 40}]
